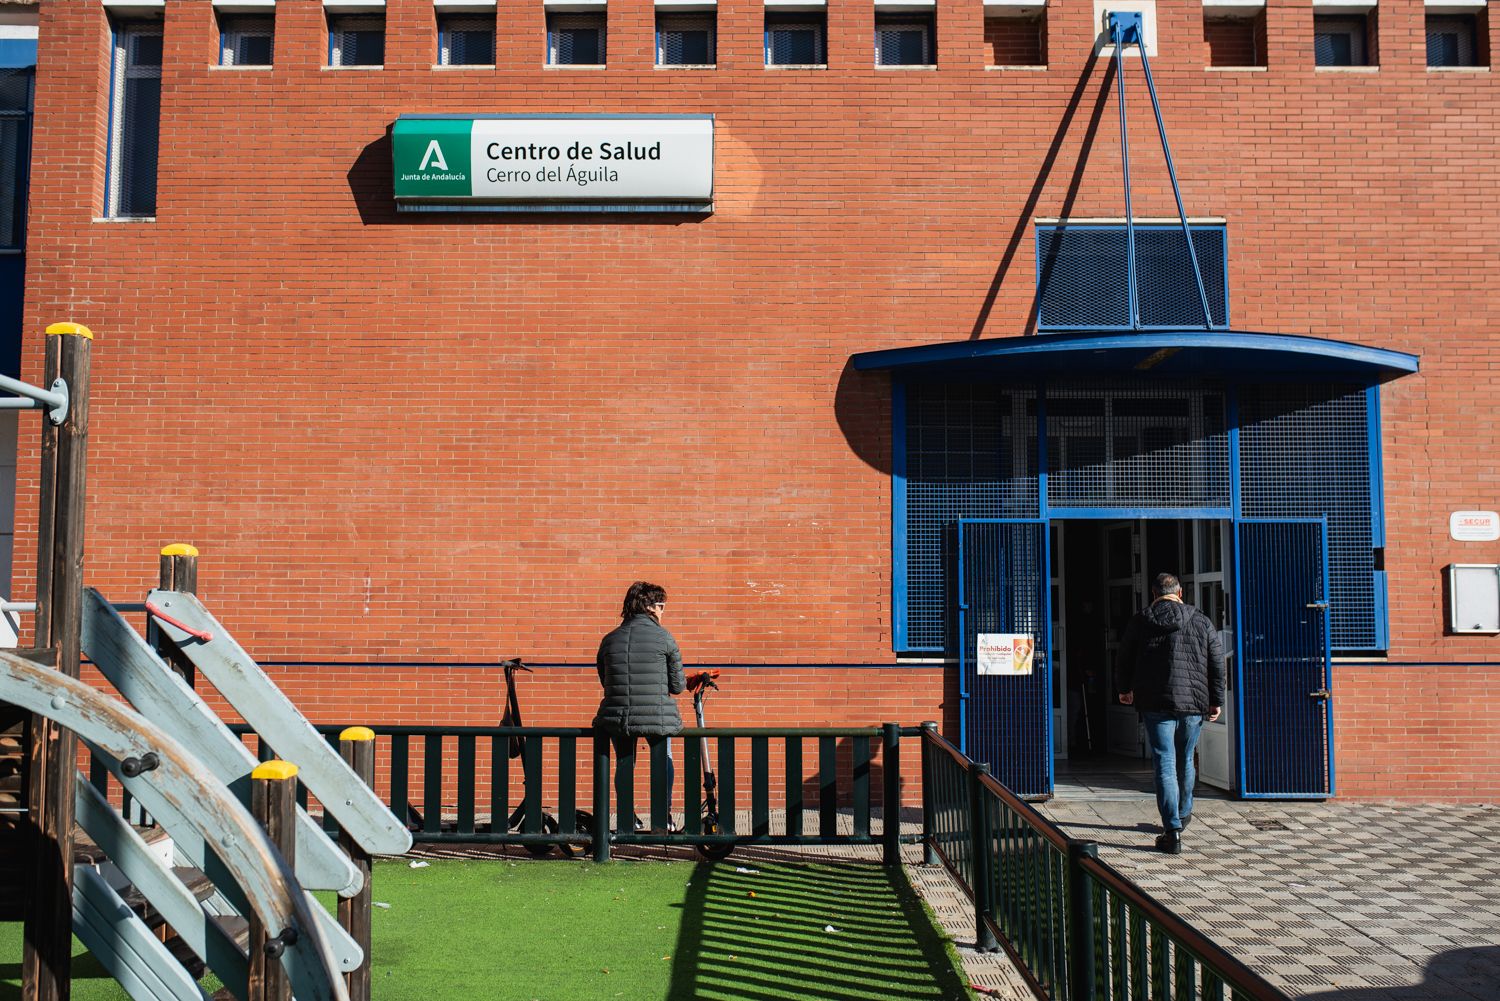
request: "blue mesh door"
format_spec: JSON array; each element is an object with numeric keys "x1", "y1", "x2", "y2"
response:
[
  {"x1": 1237, "y1": 519, "x2": 1334, "y2": 798},
  {"x1": 958, "y1": 519, "x2": 1051, "y2": 798}
]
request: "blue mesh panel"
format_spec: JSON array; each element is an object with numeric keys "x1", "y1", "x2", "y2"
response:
[
  {"x1": 221, "y1": 15, "x2": 274, "y2": 66},
  {"x1": 441, "y1": 15, "x2": 495, "y2": 66},
  {"x1": 1041, "y1": 381, "x2": 1230, "y2": 509},
  {"x1": 1314, "y1": 16, "x2": 1366, "y2": 67},
  {"x1": 1240, "y1": 386, "x2": 1374, "y2": 650},
  {"x1": 0, "y1": 68, "x2": 29, "y2": 250},
  {"x1": 1036, "y1": 225, "x2": 1228, "y2": 330},
  {"x1": 1426, "y1": 15, "x2": 1476, "y2": 67},
  {"x1": 332, "y1": 17, "x2": 384, "y2": 66},
  {"x1": 875, "y1": 22, "x2": 930, "y2": 66},
  {"x1": 766, "y1": 19, "x2": 824, "y2": 65},
  {"x1": 659, "y1": 14, "x2": 714, "y2": 65},
  {"x1": 904, "y1": 383, "x2": 1039, "y2": 650},
  {"x1": 550, "y1": 15, "x2": 605, "y2": 65}
]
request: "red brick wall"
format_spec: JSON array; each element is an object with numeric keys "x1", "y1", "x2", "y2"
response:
[
  {"x1": 18, "y1": 1, "x2": 1500, "y2": 799},
  {"x1": 1204, "y1": 16, "x2": 1264, "y2": 68},
  {"x1": 984, "y1": 16, "x2": 1045, "y2": 67}
]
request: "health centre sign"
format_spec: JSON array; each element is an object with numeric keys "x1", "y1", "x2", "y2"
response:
[{"x1": 392, "y1": 114, "x2": 714, "y2": 211}]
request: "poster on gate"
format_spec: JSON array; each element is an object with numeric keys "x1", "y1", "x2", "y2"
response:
[{"x1": 976, "y1": 633, "x2": 1035, "y2": 676}]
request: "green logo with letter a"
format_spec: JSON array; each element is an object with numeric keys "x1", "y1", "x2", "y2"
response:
[{"x1": 393, "y1": 118, "x2": 472, "y2": 198}]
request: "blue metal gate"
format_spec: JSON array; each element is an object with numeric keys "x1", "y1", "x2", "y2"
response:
[
  {"x1": 1235, "y1": 518, "x2": 1334, "y2": 798},
  {"x1": 957, "y1": 519, "x2": 1052, "y2": 797}
]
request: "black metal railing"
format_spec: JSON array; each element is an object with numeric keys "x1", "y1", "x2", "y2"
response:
[
  {"x1": 220, "y1": 722, "x2": 915, "y2": 864},
  {"x1": 922, "y1": 726, "x2": 1288, "y2": 1001}
]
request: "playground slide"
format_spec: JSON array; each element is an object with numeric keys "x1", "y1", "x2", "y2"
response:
[
  {"x1": 0, "y1": 650, "x2": 350, "y2": 1001},
  {"x1": 82, "y1": 589, "x2": 363, "y2": 896},
  {"x1": 145, "y1": 589, "x2": 413, "y2": 857}
]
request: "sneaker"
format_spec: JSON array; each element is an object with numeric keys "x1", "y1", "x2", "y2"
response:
[{"x1": 1154, "y1": 831, "x2": 1182, "y2": 855}]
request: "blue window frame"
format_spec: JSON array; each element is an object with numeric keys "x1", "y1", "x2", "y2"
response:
[
  {"x1": 1314, "y1": 15, "x2": 1369, "y2": 67},
  {"x1": 875, "y1": 15, "x2": 933, "y2": 66},
  {"x1": 106, "y1": 21, "x2": 162, "y2": 218},
  {"x1": 219, "y1": 14, "x2": 274, "y2": 67},
  {"x1": 328, "y1": 14, "x2": 385, "y2": 67},
  {"x1": 1035, "y1": 223, "x2": 1229, "y2": 331},
  {"x1": 765, "y1": 13, "x2": 825, "y2": 66},
  {"x1": 1426, "y1": 14, "x2": 1479, "y2": 67},
  {"x1": 438, "y1": 13, "x2": 495, "y2": 66},
  {"x1": 657, "y1": 12, "x2": 715, "y2": 66},
  {"x1": 547, "y1": 13, "x2": 606, "y2": 66}
]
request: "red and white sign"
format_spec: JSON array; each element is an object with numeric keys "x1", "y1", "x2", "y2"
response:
[
  {"x1": 1450, "y1": 511, "x2": 1500, "y2": 542},
  {"x1": 977, "y1": 633, "x2": 1035, "y2": 676}
]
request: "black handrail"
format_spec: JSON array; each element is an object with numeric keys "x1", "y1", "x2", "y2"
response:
[{"x1": 920, "y1": 725, "x2": 1288, "y2": 1001}]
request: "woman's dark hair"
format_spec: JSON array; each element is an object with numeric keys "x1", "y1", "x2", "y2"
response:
[{"x1": 621, "y1": 581, "x2": 667, "y2": 620}]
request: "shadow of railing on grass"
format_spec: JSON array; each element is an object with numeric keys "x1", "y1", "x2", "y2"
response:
[{"x1": 666, "y1": 860, "x2": 969, "y2": 1001}]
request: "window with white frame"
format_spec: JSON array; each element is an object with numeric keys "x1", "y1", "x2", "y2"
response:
[
  {"x1": 657, "y1": 12, "x2": 715, "y2": 66},
  {"x1": 328, "y1": 14, "x2": 385, "y2": 67},
  {"x1": 765, "y1": 12, "x2": 825, "y2": 66},
  {"x1": 106, "y1": 22, "x2": 162, "y2": 218},
  {"x1": 438, "y1": 13, "x2": 495, "y2": 65},
  {"x1": 1426, "y1": 13, "x2": 1480, "y2": 67},
  {"x1": 1313, "y1": 14, "x2": 1370, "y2": 66},
  {"x1": 219, "y1": 14, "x2": 274, "y2": 67},
  {"x1": 547, "y1": 13, "x2": 606, "y2": 66},
  {"x1": 875, "y1": 14, "x2": 933, "y2": 66}
]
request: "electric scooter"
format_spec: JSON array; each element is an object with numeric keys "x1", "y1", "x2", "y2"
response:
[{"x1": 687, "y1": 670, "x2": 734, "y2": 861}]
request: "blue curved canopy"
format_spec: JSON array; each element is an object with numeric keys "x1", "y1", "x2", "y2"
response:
[{"x1": 851, "y1": 330, "x2": 1419, "y2": 384}]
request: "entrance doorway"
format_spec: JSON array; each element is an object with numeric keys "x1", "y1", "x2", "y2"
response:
[{"x1": 1051, "y1": 518, "x2": 1235, "y2": 793}]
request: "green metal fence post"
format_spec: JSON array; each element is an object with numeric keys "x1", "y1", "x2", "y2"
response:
[
  {"x1": 882, "y1": 723, "x2": 901, "y2": 866},
  {"x1": 1067, "y1": 838, "x2": 1100, "y2": 1001},
  {"x1": 592, "y1": 732, "x2": 610, "y2": 863},
  {"x1": 920, "y1": 721, "x2": 938, "y2": 865},
  {"x1": 970, "y1": 762, "x2": 999, "y2": 953}
]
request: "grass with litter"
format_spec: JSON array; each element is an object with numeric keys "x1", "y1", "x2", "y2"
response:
[{"x1": 3, "y1": 857, "x2": 975, "y2": 1001}]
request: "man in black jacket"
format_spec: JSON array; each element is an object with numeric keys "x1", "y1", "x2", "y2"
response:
[{"x1": 1118, "y1": 573, "x2": 1225, "y2": 854}]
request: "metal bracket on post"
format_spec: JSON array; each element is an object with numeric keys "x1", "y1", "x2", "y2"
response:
[
  {"x1": 1108, "y1": 10, "x2": 1143, "y2": 46},
  {"x1": 0, "y1": 373, "x2": 70, "y2": 425}
]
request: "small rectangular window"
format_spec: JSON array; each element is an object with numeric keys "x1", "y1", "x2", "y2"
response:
[
  {"x1": 1314, "y1": 14, "x2": 1372, "y2": 67},
  {"x1": 1204, "y1": 11, "x2": 1266, "y2": 68},
  {"x1": 657, "y1": 12, "x2": 715, "y2": 66},
  {"x1": 983, "y1": 13, "x2": 1045, "y2": 67},
  {"x1": 220, "y1": 13, "x2": 274, "y2": 67},
  {"x1": 106, "y1": 22, "x2": 162, "y2": 218},
  {"x1": 765, "y1": 13, "x2": 825, "y2": 67},
  {"x1": 438, "y1": 13, "x2": 495, "y2": 66},
  {"x1": 329, "y1": 14, "x2": 385, "y2": 67},
  {"x1": 547, "y1": 13, "x2": 606, "y2": 66},
  {"x1": 1427, "y1": 13, "x2": 1481, "y2": 67},
  {"x1": 875, "y1": 15, "x2": 933, "y2": 67}
]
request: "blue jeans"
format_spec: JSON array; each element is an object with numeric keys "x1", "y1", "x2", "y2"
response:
[{"x1": 1142, "y1": 712, "x2": 1204, "y2": 834}]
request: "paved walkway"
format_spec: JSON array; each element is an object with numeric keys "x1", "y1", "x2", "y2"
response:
[{"x1": 1037, "y1": 763, "x2": 1500, "y2": 1000}]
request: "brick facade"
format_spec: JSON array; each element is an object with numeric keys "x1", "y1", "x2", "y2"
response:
[{"x1": 17, "y1": 0, "x2": 1500, "y2": 800}]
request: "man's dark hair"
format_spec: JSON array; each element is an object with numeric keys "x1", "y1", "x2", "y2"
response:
[
  {"x1": 621, "y1": 581, "x2": 667, "y2": 620},
  {"x1": 1152, "y1": 573, "x2": 1182, "y2": 598}
]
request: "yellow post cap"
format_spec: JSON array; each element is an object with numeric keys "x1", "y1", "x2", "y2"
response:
[
  {"x1": 251, "y1": 760, "x2": 300, "y2": 781},
  {"x1": 339, "y1": 726, "x2": 376, "y2": 742},
  {"x1": 45, "y1": 322, "x2": 94, "y2": 340},
  {"x1": 160, "y1": 543, "x2": 200, "y2": 557}
]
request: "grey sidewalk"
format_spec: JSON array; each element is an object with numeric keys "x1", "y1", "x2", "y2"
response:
[{"x1": 1038, "y1": 784, "x2": 1500, "y2": 1000}]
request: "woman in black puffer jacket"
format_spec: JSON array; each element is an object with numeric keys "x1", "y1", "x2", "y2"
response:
[{"x1": 594, "y1": 581, "x2": 686, "y2": 831}]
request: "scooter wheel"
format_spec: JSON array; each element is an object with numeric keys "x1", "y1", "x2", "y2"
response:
[
  {"x1": 524, "y1": 813, "x2": 562, "y2": 858},
  {"x1": 696, "y1": 815, "x2": 734, "y2": 861}
]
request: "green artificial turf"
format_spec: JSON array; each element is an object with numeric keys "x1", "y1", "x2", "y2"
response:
[{"x1": 3, "y1": 858, "x2": 975, "y2": 1001}]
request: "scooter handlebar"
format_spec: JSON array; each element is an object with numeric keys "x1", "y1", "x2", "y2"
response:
[{"x1": 687, "y1": 670, "x2": 720, "y2": 692}]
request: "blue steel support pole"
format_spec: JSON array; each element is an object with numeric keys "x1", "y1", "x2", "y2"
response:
[
  {"x1": 1135, "y1": 42, "x2": 1216, "y2": 329},
  {"x1": 1112, "y1": 19, "x2": 1141, "y2": 330}
]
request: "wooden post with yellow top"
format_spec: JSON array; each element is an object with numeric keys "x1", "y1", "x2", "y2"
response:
[
  {"x1": 150, "y1": 543, "x2": 200, "y2": 686},
  {"x1": 249, "y1": 760, "x2": 299, "y2": 1001},
  {"x1": 23, "y1": 321, "x2": 92, "y2": 1001},
  {"x1": 337, "y1": 727, "x2": 376, "y2": 1001}
]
